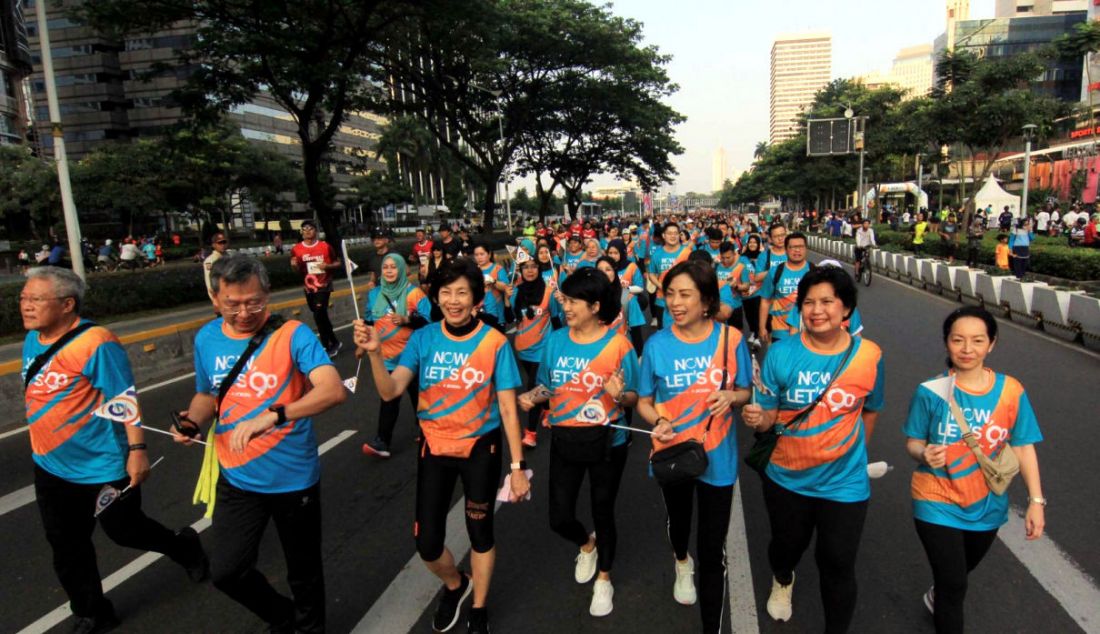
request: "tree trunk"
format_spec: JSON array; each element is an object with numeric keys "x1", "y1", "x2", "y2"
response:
[
  {"x1": 482, "y1": 180, "x2": 497, "y2": 232},
  {"x1": 302, "y1": 147, "x2": 341, "y2": 246}
]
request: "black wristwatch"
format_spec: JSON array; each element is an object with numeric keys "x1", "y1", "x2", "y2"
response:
[
  {"x1": 268, "y1": 405, "x2": 287, "y2": 427},
  {"x1": 128, "y1": 443, "x2": 147, "y2": 451}
]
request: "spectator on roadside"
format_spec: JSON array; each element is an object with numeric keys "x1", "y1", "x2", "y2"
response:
[
  {"x1": 437, "y1": 224, "x2": 462, "y2": 259},
  {"x1": 939, "y1": 213, "x2": 960, "y2": 264},
  {"x1": 141, "y1": 239, "x2": 156, "y2": 266},
  {"x1": 365, "y1": 228, "x2": 392, "y2": 290},
  {"x1": 998, "y1": 207, "x2": 1014, "y2": 232},
  {"x1": 1009, "y1": 217, "x2": 1034, "y2": 280},
  {"x1": 203, "y1": 232, "x2": 229, "y2": 297},
  {"x1": 1035, "y1": 207, "x2": 1050, "y2": 235},
  {"x1": 995, "y1": 234, "x2": 1010, "y2": 271},
  {"x1": 966, "y1": 214, "x2": 985, "y2": 268},
  {"x1": 458, "y1": 226, "x2": 474, "y2": 254},
  {"x1": 912, "y1": 212, "x2": 929, "y2": 256},
  {"x1": 1084, "y1": 214, "x2": 1098, "y2": 248},
  {"x1": 18, "y1": 247, "x2": 30, "y2": 273},
  {"x1": 35, "y1": 245, "x2": 50, "y2": 266},
  {"x1": 48, "y1": 240, "x2": 65, "y2": 266},
  {"x1": 273, "y1": 232, "x2": 284, "y2": 254}
]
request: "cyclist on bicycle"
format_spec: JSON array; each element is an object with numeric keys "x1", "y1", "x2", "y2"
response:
[{"x1": 854, "y1": 218, "x2": 876, "y2": 278}]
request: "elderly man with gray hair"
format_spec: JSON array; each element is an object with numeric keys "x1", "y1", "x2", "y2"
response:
[
  {"x1": 173, "y1": 254, "x2": 346, "y2": 633},
  {"x1": 20, "y1": 267, "x2": 209, "y2": 634}
]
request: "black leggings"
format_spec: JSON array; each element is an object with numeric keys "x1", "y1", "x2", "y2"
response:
[
  {"x1": 630, "y1": 326, "x2": 645, "y2": 355},
  {"x1": 743, "y1": 297, "x2": 762, "y2": 336},
  {"x1": 376, "y1": 383, "x2": 419, "y2": 445},
  {"x1": 761, "y1": 475, "x2": 868, "y2": 634},
  {"x1": 415, "y1": 430, "x2": 502, "y2": 561},
  {"x1": 914, "y1": 519, "x2": 998, "y2": 634},
  {"x1": 304, "y1": 289, "x2": 336, "y2": 349},
  {"x1": 548, "y1": 440, "x2": 630, "y2": 573},
  {"x1": 520, "y1": 360, "x2": 545, "y2": 433},
  {"x1": 661, "y1": 479, "x2": 733, "y2": 634},
  {"x1": 655, "y1": 304, "x2": 665, "y2": 329},
  {"x1": 726, "y1": 306, "x2": 744, "y2": 332}
]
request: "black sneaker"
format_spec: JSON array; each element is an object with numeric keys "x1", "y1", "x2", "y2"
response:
[
  {"x1": 432, "y1": 573, "x2": 472, "y2": 632},
  {"x1": 175, "y1": 526, "x2": 210, "y2": 583},
  {"x1": 71, "y1": 603, "x2": 119, "y2": 634},
  {"x1": 362, "y1": 437, "x2": 392, "y2": 458},
  {"x1": 466, "y1": 606, "x2": 490, "y2": 634}
]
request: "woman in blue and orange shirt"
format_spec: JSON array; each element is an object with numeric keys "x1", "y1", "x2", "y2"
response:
[
  {"x1": 741, "y1": 265, "x2": 884, "y2": 634},
  {"x1": 636, "y1": 260, "x2": 752, "y2": 634},
  {"x1": 510, "y1": 257, "x2": 555, "y2": 448},
  {"x1": 904, "y1": 306, "x2": 1044, "y2": 634},
  {"x1": 355, "y1": 258, "x2": 529, "y2": 634}
]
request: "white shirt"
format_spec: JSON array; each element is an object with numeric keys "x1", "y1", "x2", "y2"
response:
[
  {"x1": 1036, "y1": 211, "x2": 1050, "y2": 231},
  {"x1": 855, "y1": 227, "x2": 877, "y2": 248},
  {"x1": 1064, "y1": 211, "x2": 1078, "y2": 227},
  {"x1": 119, "y1": 243, "x2": 140, "y2": 261}
]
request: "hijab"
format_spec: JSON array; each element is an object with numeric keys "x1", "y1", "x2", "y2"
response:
[
  {"x1": 373, "y1": 253, "x2": 412, "y2": 317},
  {"x1": 606, "y1": 239, "x2": 629, "y2": 272},
  {"x1": 514, "y1": 262, "x2": 547, "y2": 314}
]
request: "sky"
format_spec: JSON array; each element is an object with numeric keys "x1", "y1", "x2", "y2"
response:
[{"x1": 586, "y1": 0, "x2": 996, "y2": 194}]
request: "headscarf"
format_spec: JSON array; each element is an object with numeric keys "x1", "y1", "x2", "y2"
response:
[
  {"x1": 373, "y1": 253, "x2": 411, "y2": 317},
  {"x1": 606, "y1": 239, "x2": 629, "y2": 272},
  {"x1": 514, "y1": 260, "x2": 547, "y2": 315},
  {"x1": 519, "y1": 237, "x2": 536, "y2": 258}
]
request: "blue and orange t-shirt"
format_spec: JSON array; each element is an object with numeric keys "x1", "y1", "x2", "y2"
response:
[
  {"x1": 619, "y1": 261, "x2": 644, "y2": 289},
  {"x1": 716, "y1": 261, "x2": 751, "y2": 310},
  {"x1": 639, "y1": 322, "x2": 751, "y2": 486},
  {"x1": 759, "y1": 261, "x2": 811, "y2": 338},
  {"x1": 194, "y1": 318, "x2": 332, "y2": 494},
  {"x1": 23, "y1": 321, "x2": 132, "y2": 484},
  {"x1": 364, "y1": 286, "x2": 432, "y2": 370},
  {"x1": 510, "y1": 284, "x2": 554, "y2": 363},
  {"x1": 609, "y1": 290, "x2": 647, "y2": 337},
  {"x1": 748, "y1": 249, "x2": 786, "y2": 300},
  {"x1": 479, "y1": 263, "x2": 509, "y2": 323},
  {"x1": 650, "y1": 244, "x2": 690, "y2": 307},
  {"x1": 756, "y1": 333, "x2": 885, "y2": 502},
  {"x1": 398, "y1": 321, "x2": 522, "y2": 458},
  {"x1": 904, "y1": 371, "x2": 1041, "y2": 530},
  {"x1": 537, "y1": 327, "x2": 640, "y2": 447}
]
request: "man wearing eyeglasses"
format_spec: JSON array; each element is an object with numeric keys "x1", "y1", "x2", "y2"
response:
[
  {"x1": 21, "y1": 267, "x2": 209, "y2": 633},
  {"x1": 177, "y1": 254, "x2": 346, "y2": 633},
  {"x1": 204, "y1": 232, "x2": 230, "y2": 300}
]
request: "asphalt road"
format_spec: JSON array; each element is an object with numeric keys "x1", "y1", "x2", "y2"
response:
[{"x1": 1, "y1": 255, "x2": 1098, "y2": 633}]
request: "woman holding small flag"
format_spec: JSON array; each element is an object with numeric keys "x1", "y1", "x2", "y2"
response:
[
  {"x1": 518, "y1": 267, "x2": 639, "y2": 618},
  {"x1": 360, "y1": 253, "x2": 432, "y2": 458},
  {"x1": 635, "y1": 260, "x2": 751, "y2": 634},
  {"x1": 510, "y1": 256, "x2": 555, "y2": 448},
  {"x1": 903, "y1": 306, "x2": 1044, "y2": 634}
]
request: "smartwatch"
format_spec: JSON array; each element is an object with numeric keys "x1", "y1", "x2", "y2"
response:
[
  {"x1": 510, "y1": 460, "x2": 528, "y2": 471},
  {"x1": 268, "y1": 405, "x2": 287, "y2": 427}
]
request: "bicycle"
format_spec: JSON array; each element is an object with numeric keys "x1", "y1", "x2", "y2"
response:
[{"x1": 856, "y1": 247, "x2": 873, "y2": 286}]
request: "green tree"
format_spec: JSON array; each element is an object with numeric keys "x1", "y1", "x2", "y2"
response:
[
  {"x1": 0, "y1": 145, "x2": 61, "y2": 239},
  {"x1": 72, "y1": 139, "x2": 169, "y2": 236},
  {"x1": 349, "y1": 172, "x2": 414, "y2": 229}
]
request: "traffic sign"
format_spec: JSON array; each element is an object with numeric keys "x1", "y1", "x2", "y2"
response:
[{"x1": 807, "y1": 118, "x2": 854, "y2": 156}]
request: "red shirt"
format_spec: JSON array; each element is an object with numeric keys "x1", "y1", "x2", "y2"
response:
[
  {"x1": 582, "y1": 228, "x2": 597, "y2": 239},
  {"x1": 412, "y1": 239, "x2": 433, "y2": 264},
  {"x1": 291, "y1": 240, "x2": 337, "y2": 291}
]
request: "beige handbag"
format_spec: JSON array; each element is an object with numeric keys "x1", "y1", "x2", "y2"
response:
[{"x1": 948, "y1": 398, "x2": 1020, "y2": 495}]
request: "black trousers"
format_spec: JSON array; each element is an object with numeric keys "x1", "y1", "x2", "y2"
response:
[
  {"x1": 661, "y1": 479, "x2": 734, "y2": 634},
  {"x1": 548, "y1": 440, "x2": 630, "y2": 573},
  {"x1": 726, "y1": 306, "x2": 744, "y2": 332},
  {"x1": 1011, "y1": 246, "x2": 1030, "y2": 279},
  {"x1": 761, "y1": 475, "x2": 868, "y2": 634},
  {"x1": 743, "y1": 297, "x2": 762, "y2": 337},
  {"x1": 966, "y1": 239, "x2": 982, "y2": 268},
  {"x1": 520, "y1": 360, "x2": 546, "y2": 433},
  {"x1": 377, "y1": 383, "x2": 419, "y2": 445},
  {"x1": 34, "y1": 465, "x2": 189, "y2": 618},
  {"x1": 209, "y1": 479, "x2": 325, "y2": 633},
  {"x1": 304, "y1": 289, "x2": 337, "y2": 349},
  {"x1": 914, "y1": 519, "x2": 998, "y2": 634}
]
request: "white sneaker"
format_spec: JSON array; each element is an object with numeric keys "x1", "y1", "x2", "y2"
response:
[
  {"x1": 673, "y1": 555, "x2": 697, "y2": 605},
  {"x1": 574, "y1": 542, "x2": 598, "y2": 584},
  {"x1": 589, "y1": 579, "x2": 614, "y2": 617},
  {"x1": 923, "y1": 585, "x2": 935, "y2": 615},
  {"x1": 766, "y1": 574, "x2": 794, "y2": 622}
]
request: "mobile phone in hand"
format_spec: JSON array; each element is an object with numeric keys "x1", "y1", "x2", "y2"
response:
[{"x1": 171, "y1": 411, "x2": 199, "y2": 438}]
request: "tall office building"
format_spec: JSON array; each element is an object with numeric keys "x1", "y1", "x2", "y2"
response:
[
  {"x1": 945, "y1": 0, "x2": 970, "y2": 49},
  {"x1": 0, "y1": 0, "x2": 32, "y2": 144},
  {"x1": 711, "y1": 146, "x2": 728, "y2": 192},
  {"x1": 995, "y1": 0, "x2": 1086, "y2": 17},
  {"x1": 892, "y1": 44, "x2": 934, "y2": 98},
  {"x1": 769, "y1": 32, "x2": 831, "y2": 145}
]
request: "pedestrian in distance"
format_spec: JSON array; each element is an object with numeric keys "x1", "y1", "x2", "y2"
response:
[
  {"x1": 636, "y1": 260, "x2": 752, "y2": 634},
  {"x1": 360, "y1": 253, "x2": 433, "y2": 458},
  {"x1": 354, "y1": 257, "x2": 530, "y2": 634},
  {"x1": 173, "y1": 254, "x2": 346, "y2": 634},
  {"x1": 510, "y1": 257, "x2": 556, "y2": 448},
  {"x1": 203, "y1": 232, "x2": 229, "y2": 300},
  {"x1": 595, "y1": 256, "x2": 647, "y2": 353},
  {"x1": 903, "y1": 306, "x2": 1045, "y2": 634},
  {"x1": 1008, "y1": 217, "x2": 1035, "y2": 280},
  {"x1": 646, "y1": 222, "x2": 691, "y2": 330},
  {"x1": 290, "y1": 220, "x2": 344, "y2": 357},
  {"x1": 757, "y1": 232, "x2": 812, "y2": 347},
  {"x1": 518, "y1": 267, "x2": 640, "y2": 618},
  {"x1": 742, "y1": 265, "x2": 885, "y2": 633},
  {"x1": 965, "y1": 214, "x2": 985, "y2": 269},
  {"x1": 22, "y1": 267, "x2": 208, "y2": 634}
]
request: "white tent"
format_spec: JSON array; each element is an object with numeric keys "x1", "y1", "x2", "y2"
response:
[{"x1": 974, "y1": 175, "x2": 1021, "y2": 218}]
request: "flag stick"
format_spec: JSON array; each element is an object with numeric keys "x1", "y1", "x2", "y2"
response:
[
  {"x1": 142, "y1": 424, "x2": 208, "y2": 445},
  {"x1": 341, "y1": 239, "x2": 362, "y2": 321},
  {"x1": 605, "y1": 422, "x2": 655, "y2": 436}
]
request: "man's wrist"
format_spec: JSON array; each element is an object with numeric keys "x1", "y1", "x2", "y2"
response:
[{"x1": 128, "y1": 443, "x2": 148, "y2": 452}]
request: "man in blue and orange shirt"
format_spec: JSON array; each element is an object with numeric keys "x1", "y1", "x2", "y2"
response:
[
  {"x1": 176, "y1": 254, "x2": 346, "y2": 633},
  {"x1": 22, "y1": 267, "x2": 208, "y2": 633}
]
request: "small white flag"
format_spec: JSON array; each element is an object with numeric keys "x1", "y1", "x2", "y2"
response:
[
  {"x1": 514, "y1": 248, "x2": 531, "y2": 264},
  {"x1": 345, "y1": 258, "x2": 359, "y2": 277},
  {"x1": 94, "y1": 386, "x2": 142, "y2": 426},
  {"x1": 343, "y1": 377, "x2": 358, "y2": 393},
  {"x1": 505, "y1": 244, "x2": 517, "y2": 256}
]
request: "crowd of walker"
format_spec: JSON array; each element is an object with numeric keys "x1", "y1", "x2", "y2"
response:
[{"x1": 19, "y1": 208, "x2": 1046, "y2": 634}]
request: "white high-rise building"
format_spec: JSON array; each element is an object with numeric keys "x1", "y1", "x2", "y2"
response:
[
  {"x1": 945, "y1": 0, "x2": 970, "y2": 49},
  {"x1": 770, "y1": 32, "x2": 831, "y2": 145},
  {"x1": 995, "y1": 0, "x2": 1086, "y2": 17},
  {"x1": 892, "y1": 44, "x2": 934, "y2": 98},
  {"x1": 711, "y1": 147, "x2": 729, "y2": 192}
]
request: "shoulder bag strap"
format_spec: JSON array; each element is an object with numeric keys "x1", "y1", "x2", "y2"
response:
[
  {"x1": 702, "y1": 325, "x2": 730, "y2": 438},
  {"x1": 947, "y1": 391, "x2": 987, "y2": 462},
  {"x1": 215, "y1": 315, "x2": 284, "y2": 416},
  {"x1": 23, "y1": 322, "x2": 97, "y2": 390},
  {"x1": 781, "y1": 336, "x2": 857, "y2": 433}
]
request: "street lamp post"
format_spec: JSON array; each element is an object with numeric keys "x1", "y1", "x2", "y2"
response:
[
  {"x1": 1021, "y1": 124, "x2": 1037, "y2": 219},
  {"x1": 34, "y1": 0, "x2": 84, "y2": 280},
  {"x1": 466, "y1": 81, "x2": 513, "y2": 235}
]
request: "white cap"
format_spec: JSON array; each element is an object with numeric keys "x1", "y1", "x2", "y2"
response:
[
  {"x1": 105, "y1": 239, "x2": 112, "y2": 245},
  {"x1": 818, "y1": 258, "x2": 843, "y2": 268}
]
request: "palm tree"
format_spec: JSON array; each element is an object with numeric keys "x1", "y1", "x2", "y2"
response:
[{"x1": 753, "y1": 141, "x2": 768, "y2": 160}]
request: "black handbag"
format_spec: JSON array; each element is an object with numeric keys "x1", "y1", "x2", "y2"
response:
[
  {"x1": 743, "y1": 338, "x2": 855, "y2": 475},
  {"x1": 650, "y1": 326, "x2": 729, "y2": 486}
]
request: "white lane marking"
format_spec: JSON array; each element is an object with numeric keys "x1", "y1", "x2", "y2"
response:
[
  {"x1": 0, "y1": 485, "x2": 35, "y2": 517},
  {"x1": 16, "y1": 429, "x2": 357, "y2": 634},
  {"x1": 727, "y1": 480, "x2": 759, "y2": 634},
  {"x1": 1000, "y1": 506, "x2": 1100, "y2": 632},
  {"x1": 0, "y1": 321, "x2": 357, "y2": 444},
  {"x1": 352, "y1": 499, "x2": 504, "y2": 633}
]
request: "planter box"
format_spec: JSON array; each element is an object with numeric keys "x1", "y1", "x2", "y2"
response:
[
  {"x1": 956, "y1": 269, "x2": 980, "y2": 301},
  {"x1": 1068, "y1": 293, "x2": 1100, "y2": 342},
  {"x1": 873, "y1": 250, "x2": 888, "y2": 270},
  {"x1": 907, "y1": 257, "x2": 926, "y2": 282},
  {"x1": 937, "y1": 265, "x2": 965, "y2": 294},
  {"x1": 1031, "y1": 287, "x2": 1080, "y2": 341},
  {"x1": 1001, "y1": 280, "x2": 1044, "y2": 323},
  {"x1": 921, "y1": 260, "x2": 940, "y2": 288},
  {"x1": 975, "y1": 273, "x2": 1005, "y2": 307}
]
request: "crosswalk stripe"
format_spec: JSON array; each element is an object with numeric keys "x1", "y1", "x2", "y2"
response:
[
  {"x1": 16, "y1": 429, "x2": 356, "y2": 634},
  {"x1": 0, "y1": 485, "x2": 34, "y2": 518}
]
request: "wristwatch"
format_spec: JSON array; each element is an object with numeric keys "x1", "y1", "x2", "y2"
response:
[
  {"x1": 268, "y1": 405, "x2": 287, "y2": 427},
  {"x1": 1028, "y1": 496, "x2": 1047, "y2": 506},
  {"x1": 510, "y1": 460, "x2": 528, "y2": 471}
]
